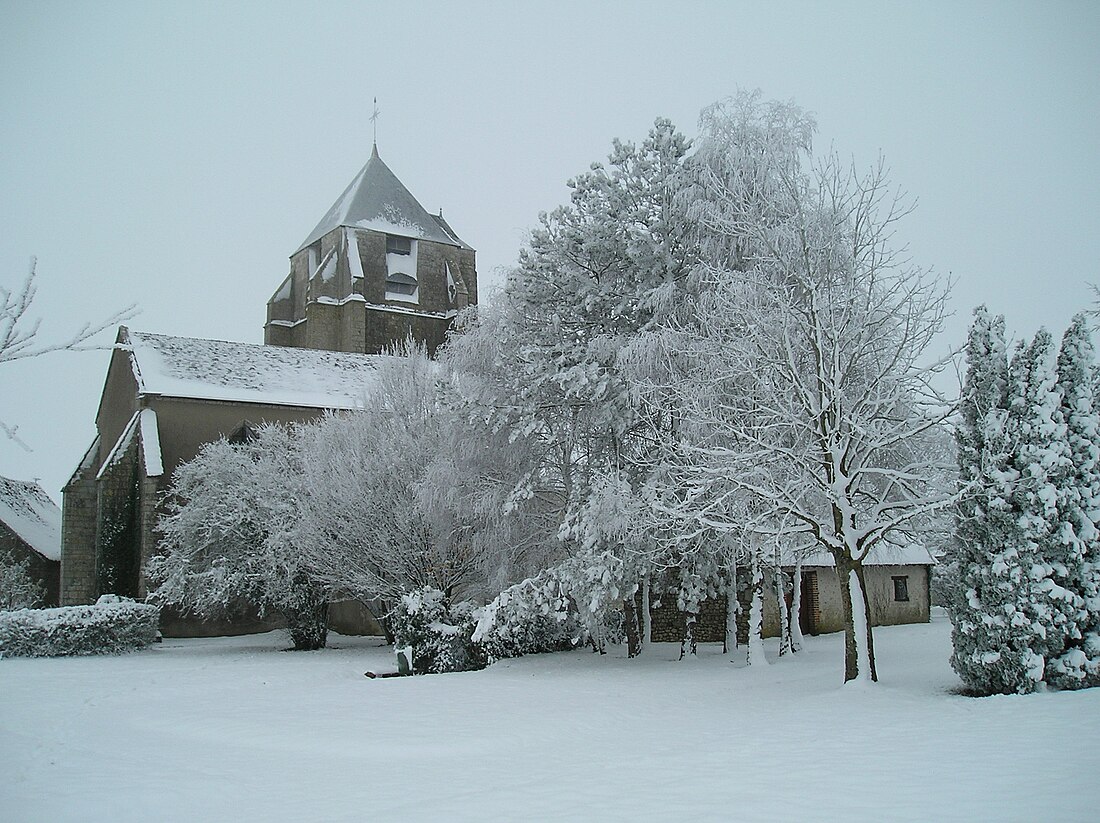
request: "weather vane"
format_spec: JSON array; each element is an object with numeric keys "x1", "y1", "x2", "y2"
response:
[{"x1": 371, "y1": 97, "x2": 381, "y2": 147}]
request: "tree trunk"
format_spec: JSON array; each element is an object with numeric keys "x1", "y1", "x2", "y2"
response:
[
  {"x1": 624, "y1": 594, "x2": 641, "y2": 658},
  {"x1": 776, "y1": 566, "x2": 792, "y2": 657},
  {"x1": 735, "y1": 564, "x2": 751, "y2": 647},
  {"x1": 836, "y1": 554, "x2": 877, "y2": 682},
  {"x1": 747, "y1": 551, "x2": 766, "y2": 666},
  {"x1": 641, "y1": 574, "x2": 651, "y2": 652},
  {"x1": 790, "y1": 559, "x2": 804, "y2": 652},
  {"x1": 679, "y1": 610, "x2": 698, "y2": 659},
  {"x1": 724, "y1": 562, "x2": 738, "y2": 655},
  {"x1": 285, "y1": 576, "x2": 329, "y2": 651}
]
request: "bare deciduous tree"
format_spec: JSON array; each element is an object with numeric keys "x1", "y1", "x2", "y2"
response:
[{"x1": 1, "y1": 257, "x2": 137, "y2": 446}]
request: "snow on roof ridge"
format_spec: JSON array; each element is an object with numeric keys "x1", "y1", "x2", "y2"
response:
[
  {"x1": 0, "y1": 474, "x2": 62, "y2": 561},
  {"x1": 139, "y1": 409, "x2": 164, "y2": 477}
]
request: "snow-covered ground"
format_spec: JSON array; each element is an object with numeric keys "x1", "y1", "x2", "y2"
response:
[{"x1": 2, "y1": 609, "x2": 1097, "y2": 822}]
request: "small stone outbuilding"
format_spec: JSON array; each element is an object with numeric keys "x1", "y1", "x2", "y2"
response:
[
  {"x1": 0, "y1": 475, "x2": 62, "y2": 607},
  {"x1": 647, "y1": 544, "x2": 934, "y2": 643}
]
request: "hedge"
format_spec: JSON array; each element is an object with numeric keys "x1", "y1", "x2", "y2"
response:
[{"x1": 0, "y1": 595, "x2": 161, "y2": 658}]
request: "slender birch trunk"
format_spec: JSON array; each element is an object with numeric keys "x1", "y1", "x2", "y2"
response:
[
  {"x1": 624, "y1": 591, "x2": 641, "y2": 658},
  {"x1": 776, "y1": 566, "x2": 791, "y2": 657},
  {"x1": 790, "y1": 559, "x2": 804, "y2": 652},
  {"x1": 680, "y1": 610, "x2": 698, "y2": 659},
  {"x1": 724, "y1": 562, "x2": 738, "y2": 655},
  {"x1": 747, "y1": 550, "x2": 766, "y2": 666}
]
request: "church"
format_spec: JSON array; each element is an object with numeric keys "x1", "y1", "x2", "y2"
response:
[{"x1": 59, "y1": 145, "x2": 477, "y2": 634}]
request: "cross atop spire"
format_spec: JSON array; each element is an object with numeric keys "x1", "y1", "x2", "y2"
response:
[{"x1": 370, "y1": 97, "x2": 381, "y2": 148}]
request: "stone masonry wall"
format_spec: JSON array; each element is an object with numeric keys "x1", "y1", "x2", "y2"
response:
[
  {"x1": 61, "y1": 463, "x2": 98, "y2": 605},
  {"x1": 94, "y1": 436, "x2": 142, "y2": 600}
]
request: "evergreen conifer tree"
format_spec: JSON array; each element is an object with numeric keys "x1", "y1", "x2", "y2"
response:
[
  {"x1": 949, "y1": 306, "x2": 1022, "y2": 693},
  {"x1": 1047, "y1": 314, "x2": 1100, "y2": 687},
  {"x1": 1003, "y1": 330, "x2": 1078, "y2": 686}
]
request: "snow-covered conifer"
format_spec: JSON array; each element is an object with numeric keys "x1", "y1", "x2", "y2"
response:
[
  {"x1": 1047, "y1": 314, "x2": 1100, "y2": 687},
  {"x1": 950, "y1": 322, "x2": 1080, "y2": 693},
  {"x1": 949, "y1": 308, "x2": 1013, "y2": 690},
  {"x1": 1005, "y1": 331, "x2": 1078, "y2": 682}
]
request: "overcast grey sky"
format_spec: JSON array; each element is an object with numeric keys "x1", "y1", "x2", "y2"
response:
[{"x1": 2, "y1": 0, "x2": 1098, "y2": 500}]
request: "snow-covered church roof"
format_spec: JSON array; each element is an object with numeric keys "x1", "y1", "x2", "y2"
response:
[
  {"x1": 123, "y1": 329, "x2": 381, "y2": 410},
  {"x1": 0, "y1": 475, "x2": 61, "y2": 562},
  {"x1": 296, "y1": 144, "x2": 472, "y2": 253}
]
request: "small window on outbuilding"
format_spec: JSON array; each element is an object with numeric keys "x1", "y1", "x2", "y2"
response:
[
  {"x1": 386, "y1": 235, "x2": 412, "y2": 255},
  {"x1": 892, "y1": 575, "x2": 910, "y2": 602}
]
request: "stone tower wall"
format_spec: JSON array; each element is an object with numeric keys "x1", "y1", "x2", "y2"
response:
[
  {"x1": 266, "y1": 225, "x2": 476, "y2": 355},
  {"x1": 61, "y1": 458, "x2": 99, "y2": 605}
]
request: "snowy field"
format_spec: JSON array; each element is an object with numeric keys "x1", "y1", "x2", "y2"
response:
[{"x1": 2, "y1": 609, "x2": 1098, "y2": 822}]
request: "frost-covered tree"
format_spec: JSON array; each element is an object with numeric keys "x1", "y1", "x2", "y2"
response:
[
  {"x1": 296, "y1": 345, "x2": 487, "y2": 606},
  {"x1": 295, "y1": 339, "x2": 556, "y2": 619},
  {"x1": 148, "y1": 424, "x2": 331, "y2": 650},
  {"x1": 445, "y1": 120, "x2": 698, "y2": 649},
  {"x1": 1, "y1": 257, "x2": 136, "y2": 444},
  {"x1": 0, "y1": 549, "x2": 45, "y2": 610},
  {"x1": 653, "y1": 92, "x2": 955, "y2": 683}
]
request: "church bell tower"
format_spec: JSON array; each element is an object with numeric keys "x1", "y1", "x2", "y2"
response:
[{"x1": 264, "y1": 144, "x2": 477, "y2": 355}]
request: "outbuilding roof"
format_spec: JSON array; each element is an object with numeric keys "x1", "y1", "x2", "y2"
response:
[
  {"x1": 122, "y1": 329, "x2": 381, "y2": 410},
  {"x1": 296, "y1": 145, "x2": 472, "y2": 253},
  {"x1": 795, "y1": 542, "x2": 936, "y2": 567},
  {"x1": 0, "y1": 475, "x2": 61, "y2": 562}
]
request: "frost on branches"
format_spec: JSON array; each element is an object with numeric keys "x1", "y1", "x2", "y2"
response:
[
  {"x1": 444, "y1": 119, "x2": 699, "y2": 658},
  {"x1": 147, "y1": 424, "x2": 332, "y2": 651},
  {"x1": 950, "y1": 310, "x2": 1100, "y2": 693},
  {"x1": 0, "y1": 549, "x2": 45, "y2": 611},
  {"x1": 630, "y1": 92, "x2": 955, "y2": 683},
  {"x1": 1, "y1": 257, "x2": 136, "y2": 446}
]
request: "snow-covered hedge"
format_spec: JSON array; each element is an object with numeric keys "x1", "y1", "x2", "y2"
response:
[
  {"x1": 390, "y1": 582, "x2": 581, "y2": 674},
  {"x1": 0, "y1": 595, "x2": 160, "y2": 658}
]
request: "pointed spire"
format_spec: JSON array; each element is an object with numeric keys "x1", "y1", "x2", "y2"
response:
[{"x1": 295, "y1": 149, "x2": 471, "y2": 253}]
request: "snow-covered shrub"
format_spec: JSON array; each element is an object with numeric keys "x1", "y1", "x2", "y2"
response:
[
  {"x1": 389, "y1": 588, "x2": 485, "y2": 675},
  {"x1": 149, "y1": 426, "x2": 331, "y2": 651},
  {"x1": 0, "y1": 550, "x2": 45, "y2": 611},
  {"x1": 0, "y1": 595, "x2": 160, "y2": 658},
  {"x1": 472, "y1": 574, "x2": 578, "y2": 663}
]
